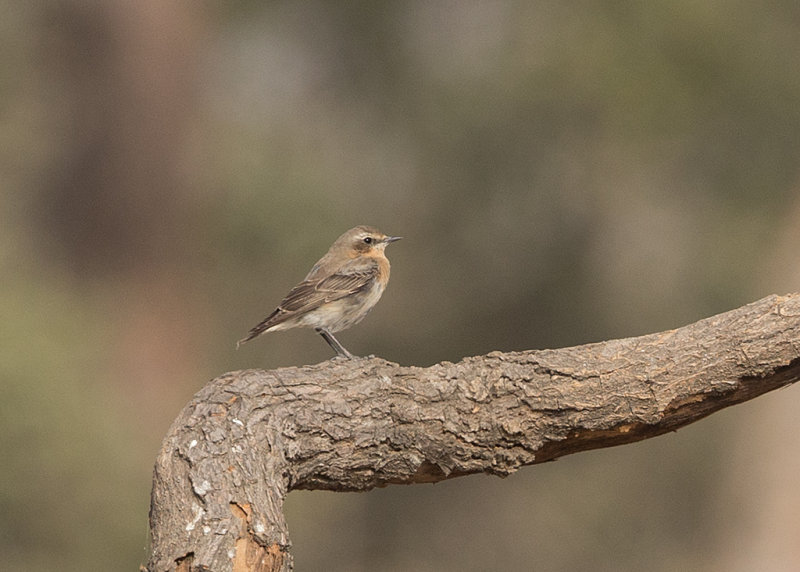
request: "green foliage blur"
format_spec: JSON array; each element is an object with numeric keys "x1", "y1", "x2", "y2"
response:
[{"x1": 3, "y1": 2, "x2": 800, "y2": 570}]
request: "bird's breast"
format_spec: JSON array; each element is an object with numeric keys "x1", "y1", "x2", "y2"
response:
[{"x1": 329, "y1": 278, "x2": 386, "y2": 332}]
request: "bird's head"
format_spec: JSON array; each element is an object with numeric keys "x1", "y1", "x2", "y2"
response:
[{"x1": 337, "y1": 225, "x2": 402, "y2": 256}]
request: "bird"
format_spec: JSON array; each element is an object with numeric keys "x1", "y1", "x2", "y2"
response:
[{"x1": 238, "y1": 225, "x2": 401, "y2": 359}]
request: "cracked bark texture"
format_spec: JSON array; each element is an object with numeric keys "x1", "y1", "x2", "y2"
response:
[{"x1": 147, "y1": 293, "x2": 800, "y2": 571}]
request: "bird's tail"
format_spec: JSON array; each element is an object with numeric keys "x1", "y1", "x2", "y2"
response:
[{"x1": 236, "y1": 310, "x2": 280, "y2": 349}]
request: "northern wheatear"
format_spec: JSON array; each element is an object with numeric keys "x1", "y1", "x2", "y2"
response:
[{"x1": 238, "y1": 225, "x2": 401, "y2": 359}]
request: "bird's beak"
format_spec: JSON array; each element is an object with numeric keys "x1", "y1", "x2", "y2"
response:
[{"x1": 384, "y1": 236, "x2": 402, "y2": 243}]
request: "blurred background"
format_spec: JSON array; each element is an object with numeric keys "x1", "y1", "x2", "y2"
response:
[{"x1": 3, "y1": 1, "x2": 800, "y2": 570}]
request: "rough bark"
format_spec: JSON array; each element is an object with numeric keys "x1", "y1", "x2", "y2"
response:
[{"x1": 147, "y1": 293, "x2": 800, "y2": 571}]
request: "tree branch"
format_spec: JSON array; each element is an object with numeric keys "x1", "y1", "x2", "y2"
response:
[{"x1": 147, "y1": 293, "x2": 800, "y2": 571}]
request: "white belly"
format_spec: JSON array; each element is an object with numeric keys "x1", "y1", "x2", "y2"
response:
[{"x1": 292, "y1": 280, "x2": 385, "y2": 332}]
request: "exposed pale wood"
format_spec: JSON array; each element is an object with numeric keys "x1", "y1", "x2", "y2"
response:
[{"x1": 147, "y1": 294, "x2": 800, "y2": 571}]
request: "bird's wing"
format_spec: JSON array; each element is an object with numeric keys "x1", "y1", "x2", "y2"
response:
[
  {"x1": 280, "y1": 259, "x2": 379, "y2": 312},
  {"x1": 237, "y1": 259, "x2": 378, "y2": 345}
]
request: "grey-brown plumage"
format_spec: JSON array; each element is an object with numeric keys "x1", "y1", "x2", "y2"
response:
[{"x1": 238, "y1": 225, "x2": 401, "y2": 358}]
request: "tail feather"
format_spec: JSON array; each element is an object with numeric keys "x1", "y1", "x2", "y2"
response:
[{"x1": 237, "y1": 309, "x2": 281, "y2": 348}]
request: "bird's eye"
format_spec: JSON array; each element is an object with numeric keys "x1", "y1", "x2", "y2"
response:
[{"x1": 363, "y1": 237, "x2": 373, "y2": 244}]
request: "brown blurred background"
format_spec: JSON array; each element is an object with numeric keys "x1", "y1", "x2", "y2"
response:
[{"x1": 3, "y1": 2, "x2": 800, "y2": 570}]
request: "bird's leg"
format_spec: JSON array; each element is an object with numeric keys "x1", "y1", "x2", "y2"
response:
[{"x1": 316, "y1": 328, "x2": 356, "y2": 359}]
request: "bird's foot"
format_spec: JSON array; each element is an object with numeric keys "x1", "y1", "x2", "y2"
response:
[{"x1": 331, "y1": 352, "x2": 358, "y2": 361}]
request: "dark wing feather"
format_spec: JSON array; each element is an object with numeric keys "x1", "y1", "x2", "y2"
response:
[
  {"x1": 237, "y1": 261, "x2": 378, "y2": 346},
  {"x1": 280, "y1": 269, "x2": 375, "y2": 311}
]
